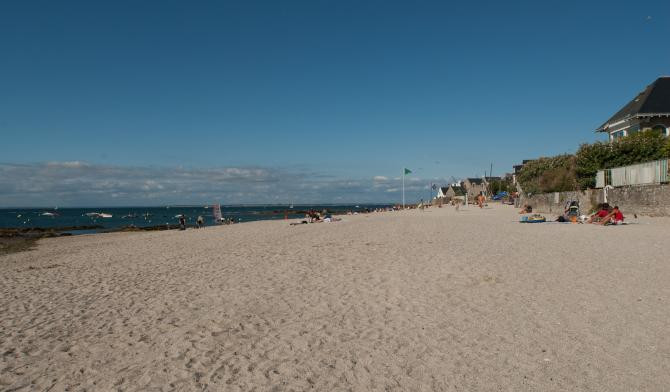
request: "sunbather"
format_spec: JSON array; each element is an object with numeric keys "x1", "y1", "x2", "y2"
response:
[
  {"x1": 587, "y1": 203, "x2": 610, "y2": 223},
  {"x1": 599, "y1": 206, "x2": 624, "y2": 225}
]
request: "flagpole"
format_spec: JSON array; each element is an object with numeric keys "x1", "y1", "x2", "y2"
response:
[{"x1": 402, "y1": 169, "x2": 405, "y2": 209}]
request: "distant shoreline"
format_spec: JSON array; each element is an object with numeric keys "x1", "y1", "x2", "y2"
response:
[
  {"x1": 0, "y1": 204, "x2": 396, "y2": 245},
  {"x1": 0, "y1": 203, "x2": 395, "y2": 210}
]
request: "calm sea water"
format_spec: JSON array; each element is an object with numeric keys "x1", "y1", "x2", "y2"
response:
[{"x1": 0, "y1": 204, "x2": 392, "y2": 232}]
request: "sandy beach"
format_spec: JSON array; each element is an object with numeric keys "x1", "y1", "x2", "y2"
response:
[{"x1": 1, "y1": 204, "x2": 669, "y2": 391}]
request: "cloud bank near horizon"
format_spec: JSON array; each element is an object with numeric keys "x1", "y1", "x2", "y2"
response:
[{"x1": 0, "y1": 161, "x2": 441, "y2": 207}]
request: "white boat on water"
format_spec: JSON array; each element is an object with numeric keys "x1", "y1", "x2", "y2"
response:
[{"x1": 85, "y1": 212, "x2": 113, "y2": 218}]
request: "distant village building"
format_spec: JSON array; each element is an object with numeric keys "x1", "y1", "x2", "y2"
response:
[
  {"x1": 446, "y1": 185, "x2": 466, "y2": 200},
  {"x1": 597, "y1": 76, "x2": 670, "y2": 141},
  {"x1": 436, "y1": 185, "x2": 465, "y2": 200},
  {"x1": 463, "y1": 178, "x2": 486, "y2": 200},
  {"x1": 436, "y1": 187, "x2": 450, "y2": 199}
]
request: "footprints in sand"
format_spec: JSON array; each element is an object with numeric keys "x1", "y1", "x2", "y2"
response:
[{"x1": 5, "y1": 211, "x2": 668, "y2": 390}]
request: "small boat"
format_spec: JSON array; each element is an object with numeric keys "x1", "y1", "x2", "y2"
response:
[
  {"x1": 41, "y1": 212, "x2": 58, "y2": 217},
  {"x1": 86, "y1": 212, "x2": 112, "y2": 218}
]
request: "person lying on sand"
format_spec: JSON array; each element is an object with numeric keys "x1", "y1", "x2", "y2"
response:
[
  {"x1": 290, "y1": 221, "x2": 309, "y2": 225},
  {"x1": 321, "y1": 214, "x2": 342, "y2": 223},
  {"x1": 290, "y1": 214, "x2": 341, "y2": 225},
  {"x1": 518, "y1": 205, "x2": 532, "y2": 214},
  {"x1": 598, "y1": 206, "x2": 624, "y2": 225}
]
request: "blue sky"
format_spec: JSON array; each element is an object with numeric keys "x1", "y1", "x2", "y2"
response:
[{"x1": 1, "y1": 0, "x2": 669, "y2": 205}]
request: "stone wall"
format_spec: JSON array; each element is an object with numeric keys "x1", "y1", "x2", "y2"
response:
[
  {"x1": 606, "y1": 184, "x2": 670, "y2": 216},
  {"x1": 522, "y1": 184, "x2": 670, "y2": 217},
  {"x1": 521, "y1": 190, "x2": 598, "y2": 216}
]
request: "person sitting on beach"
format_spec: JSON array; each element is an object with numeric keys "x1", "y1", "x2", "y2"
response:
[
  {"x1": 307, "y1": 210, "x2": 321, "y2": 223},
  {"x1": 518, "y1": 204, "x2": 532, "y2": 214},
  {"x1": 559, "y1": 201, "x2": 580, "y2": 222},
  {"x1": 599, "y1": 206, "x2": 624, "y2": 225},
  {"x1": 587, "y1": 203, "x2": 610, "y2": 224}
]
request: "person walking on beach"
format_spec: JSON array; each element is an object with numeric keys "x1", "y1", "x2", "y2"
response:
[
  {"x1": 178, "y1": 215, "x2": 186, "y2": 230},
  {"x1": 477, "y1": 193, "x2": 485, "y2": 208},
  {"x1": 196, "y1": 215, "x2": 204, "y2": 228}
]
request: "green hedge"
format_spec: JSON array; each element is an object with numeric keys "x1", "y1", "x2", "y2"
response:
[
  {"x1": 519, "y1": 131, "x2": 670, "y2": 193},
  {"x1": 576, "y1": 131, "x2": 668, "y2": 188},
  {"x1": 517, "y1": 154, "x2": 577, "y2": 194}
]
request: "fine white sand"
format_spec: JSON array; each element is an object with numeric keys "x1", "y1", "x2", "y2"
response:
[{"x1": 1, "y1": 204, "x2": 669, "y2": 391}]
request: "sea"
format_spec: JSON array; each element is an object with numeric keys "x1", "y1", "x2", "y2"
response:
[{"x1": 0, "y1": 204, "x2": 393, "y2": 234}]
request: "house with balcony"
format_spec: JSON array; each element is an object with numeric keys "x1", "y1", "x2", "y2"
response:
[{"x1": 596, "y1": 76, "x2": 670, "y2": 141}]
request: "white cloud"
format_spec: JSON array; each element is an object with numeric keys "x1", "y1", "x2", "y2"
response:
[
  {"x1": 0, "y1": 162, "x2": 442, "y2": 207},
  {"x1": 46, "y1": 161, "x2": 89, "y2": 168}
]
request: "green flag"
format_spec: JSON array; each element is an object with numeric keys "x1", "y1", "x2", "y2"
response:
[{"x1": 404, "y1": 168, "x2": 412, "y2": 175}]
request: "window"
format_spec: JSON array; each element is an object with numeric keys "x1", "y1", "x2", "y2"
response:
[
  {"x1": 651, "y1": 125, "x2": 668, "y2": 137},
  {"x1": 611, "y1": 130, "x2": 626, "y2": 141}
]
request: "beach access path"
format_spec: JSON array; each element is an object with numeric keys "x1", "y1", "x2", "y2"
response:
[{"x1": 1, "y1": 204, "x2": 669, "y2": 391}]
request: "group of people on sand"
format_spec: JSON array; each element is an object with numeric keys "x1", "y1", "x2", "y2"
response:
[
  {"x1": 587, "y1": 203, "x2": 625, "y2": 225},
  {"x1": 517, "y1": 202, "x2": 625, "y2": 225},
  {"x1": 177, "y1": 214, "x2": 205, "y2": 230},
  {"x1": 291, "y1": 209, "x2": 342, "y2": 225}
]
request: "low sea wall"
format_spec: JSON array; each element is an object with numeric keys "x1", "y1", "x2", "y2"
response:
[
  {"x1": 522, "y1": 184, "x2": 670, "y2": 217},
  {"x1": 521, "y1": 190, "x2": 598, "y2": 216}
]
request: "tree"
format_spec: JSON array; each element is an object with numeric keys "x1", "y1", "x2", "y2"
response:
[{"x1": 517, "y1": 154, "x2": 577, "y2": 194}]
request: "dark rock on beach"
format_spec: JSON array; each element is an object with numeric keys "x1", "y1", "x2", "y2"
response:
[{"x1": 0, "y1": 225, "x2": 104, "y2": 238}]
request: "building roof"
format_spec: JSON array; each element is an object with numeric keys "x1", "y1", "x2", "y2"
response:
[
  {"x1": 466, "y1": 178, "x2": 484, "y2": 185},
  {"x1": 597, "y1": 77, "x2": 670, "y2": 132}
]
